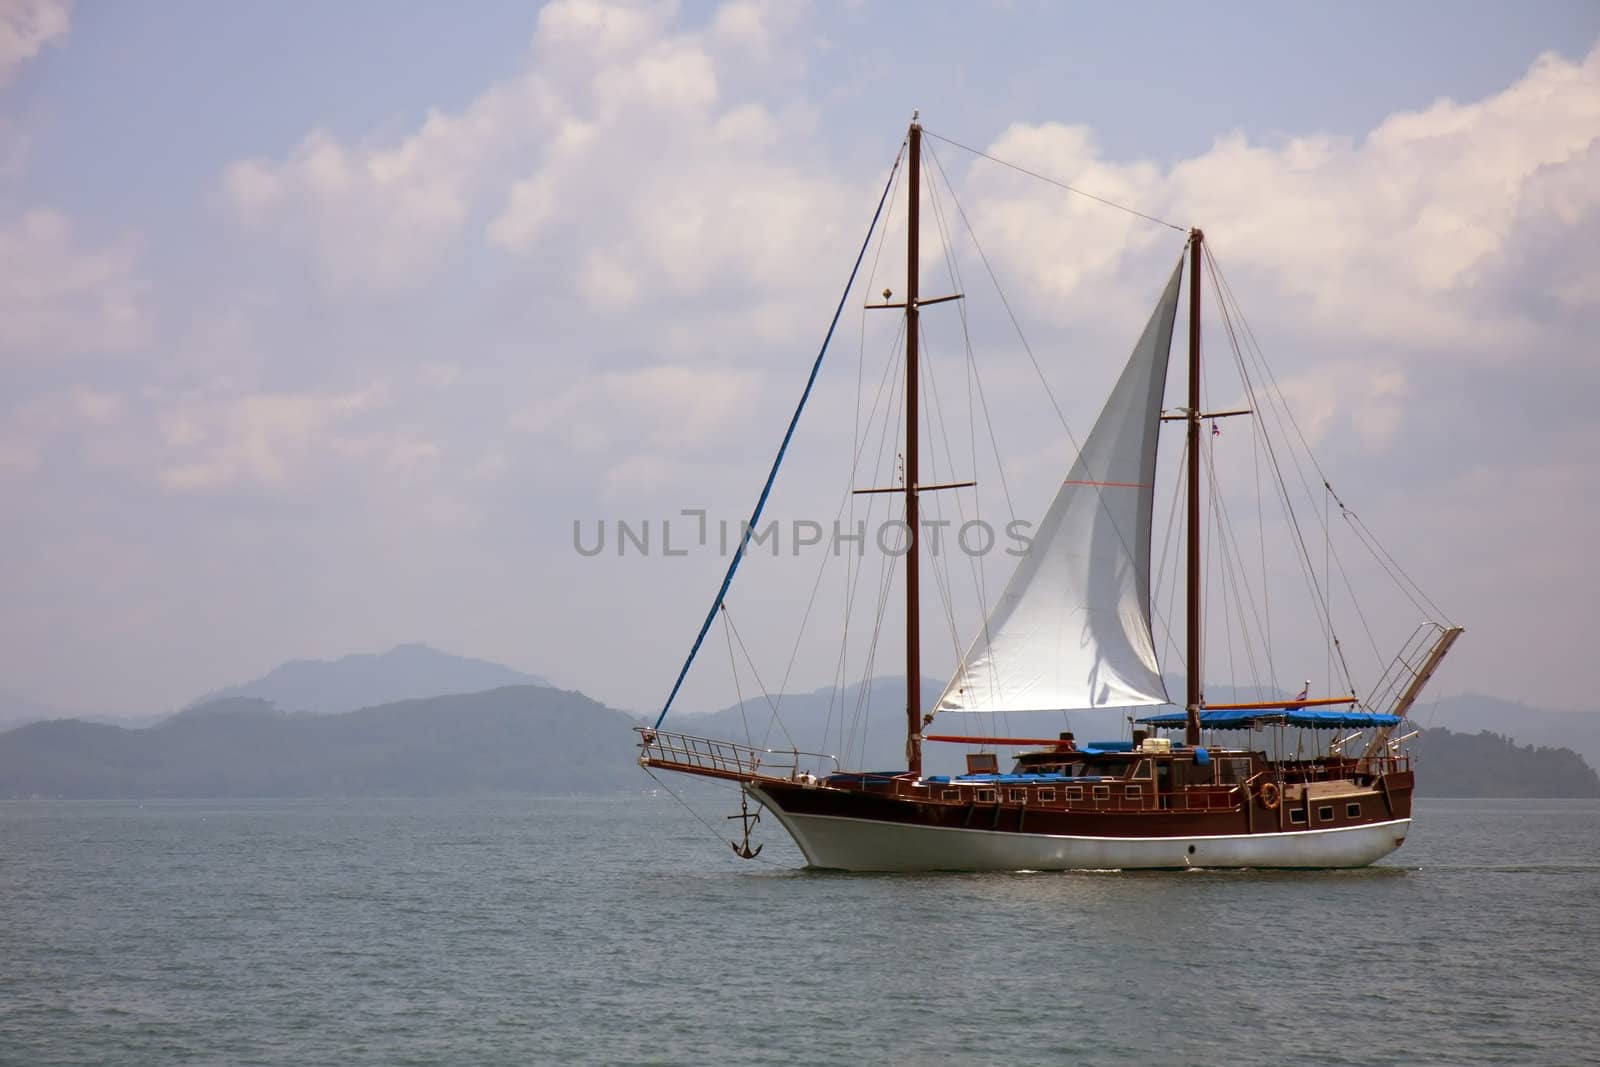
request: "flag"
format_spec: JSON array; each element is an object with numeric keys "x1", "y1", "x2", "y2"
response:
[
  {"x1": 1295, "y1": 682, "x2": 1309, "y2": 701},
  {"x1": 1211, "y1": 421, "x2": 1220, "y2": 438}
]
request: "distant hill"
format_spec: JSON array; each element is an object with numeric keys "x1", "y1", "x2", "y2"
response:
[
  {"x1": 184, "y1": 643, "x2": 548, "y2": 715},
  {"x1": 1419, "y1": 693, "x2": 1600, "y2": 769},
  {"x1": 0, "y1": 686, "x2": 635, "y2": 798},
  {"x1": 1414, "y1": 727, "x2": 1600, "y2": 798},
  {"x1": 4, "y1": 666, "x2": 1596, "y2": 799}
]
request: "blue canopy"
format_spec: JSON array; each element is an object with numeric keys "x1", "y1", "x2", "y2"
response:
[{"x1": 1136, "y1": 708, "x2": 1402, "y2": 730}]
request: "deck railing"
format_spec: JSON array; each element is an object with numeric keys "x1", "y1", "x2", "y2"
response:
[{"x1": 635, "y1": 726, "x2": 840, "y2": 782}]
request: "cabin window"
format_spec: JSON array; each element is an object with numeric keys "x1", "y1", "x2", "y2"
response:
[
  {"x1": 1217, "y1": 757, "x2": 1252, "y2": 785},
  {"x1": 1010, "y1": 789, "x2": 1027, "y2": 803},
  {"x1": 942, "y1": 789, "x2": 960, "y2": 801},
  {"x1": 1318, "y1": 805, "x2": 1335, "y2": 822},
  {"x1": 1346, "y1": 802, "x2": 1362, "y2": 819},
  {"x1": 976, "y1": 789, "x2": 996, "y2": 804},
  {"x1": 1092, "y1": 785, "x2": 1110, "y2": 801},
  {"x1": 1038, "y1": 788, "x2": 1056, "y2": 803},
  {"x1": 1129, "y1": 759, "x2": 1153, "y2": 781},
  {"x1": 965, "y1": 752, "x2": 999, "y2": 775},
  {"x1": 1289, "y1": 809, "x2": 1307, "y2": 825},
  {"x1": 1065, "y1": 787, "x2": 1083, "y2": 802},
  {"x1": 1124, "y1": 785, "x2": 1143, "y2": 799}
]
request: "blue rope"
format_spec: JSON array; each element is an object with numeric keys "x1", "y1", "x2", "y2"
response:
[{"x1": 655, "y1": 146, "x2": 905, "y2": 728}]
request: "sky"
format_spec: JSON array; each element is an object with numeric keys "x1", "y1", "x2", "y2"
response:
[{"x1": 1, "y1": 0, "x2": 1598, "y2": 718}]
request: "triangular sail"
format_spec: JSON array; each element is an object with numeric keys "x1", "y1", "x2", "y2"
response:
[{"x1": 936, "y1": 260, "x2": 1184, "y2": 713}]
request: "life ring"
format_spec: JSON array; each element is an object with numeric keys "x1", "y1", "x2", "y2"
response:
[{"x1": 1259, "y1": 781, "x2": 1281, "y2": 810}]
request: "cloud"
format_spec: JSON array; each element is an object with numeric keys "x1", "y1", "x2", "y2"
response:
[
  {"x1": 0, "y1": 0, "x2": 69, "y2": 86},
  {"x1": 970, "y1": 43, "x2": 1600, "y2": 358},
  {"x1": 516, "y1": 363, "x2": 755, "y2": 449},
  {"x1": 0, "y1": 384, "x2": 124, "y2": 473},
  {"x1": 0, "y1": 209, "x2": 149, "y2": 360},
  {"x1": 220, "y1": 0, "x2": 848, "y2": 314},
  {"x1": 155, "y1": 384, "x2": 440, "y2": 493}
]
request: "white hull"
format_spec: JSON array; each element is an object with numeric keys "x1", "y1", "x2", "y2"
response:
[{"x1": 747, "y1": 785, "x2": 1409, "y2": 872}]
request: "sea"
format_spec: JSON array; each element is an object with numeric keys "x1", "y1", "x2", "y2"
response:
[{"x1": 2, "y1": 794, "x2": 1596, "y2": 1066}]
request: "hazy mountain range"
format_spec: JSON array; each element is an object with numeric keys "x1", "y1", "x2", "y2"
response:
[
  {"x1": 0, "y1": 646, "x2": 1596, "y2": 798},
  {"x1": 183, "y1": 642, "x2": 548, "y2": 714}
]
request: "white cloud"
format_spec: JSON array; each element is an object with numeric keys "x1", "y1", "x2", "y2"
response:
[
  {"x1": 513, "y1": 362, "x2": 757, "y2": 489},
  {"x1": 221, "y1": 0, "x2": 849, "y2": 316},
  {"x1": 0, "y1": 208, "x2": 148, "y2": 360},
  {"x1": 971, "y1": 43, "x2": 1600, "y2": 359},
  {"x1": 0, "y1": 0, "x2": 69, "y2": 86},
  {"x1": 0, "y1": 384, "x2": 124, "y2": 474},
  {"x1": 155, "y1": 384, "x2": 432, "y2": 492}
]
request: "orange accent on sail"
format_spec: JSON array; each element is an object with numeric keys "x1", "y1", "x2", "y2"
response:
[{"x1": 1062, "y1": 479, "x2": 1153, "y2": 489}]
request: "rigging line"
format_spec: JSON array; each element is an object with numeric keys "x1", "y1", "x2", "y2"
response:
[
  {"x1": 1252, "y1": 397, "x2": 1277, "y2": 687},
  {"x1": 655, "y1": 138, "x2": 906, "y2": 729},
  {"x1": 722, "y1": 606, "x2": 752, "y2": 748},
  {"x1": 927, "y1": 145, "x2": 1017, "y2": 520},
  {"x1": 835, "y1": 348, "x2": 906, "y2": 764},
  {"x1": 848, "y1": 546, "x2": 900, "y2": 769},
  {"x1": 773, "y1": 324, "x2": 910, "y2": 755},
  {"x1": 1204, "y1": 439, "x2": 1267, "y2": 697},
  {"x1": 835, "y1": 160, "x2": 904, "y2": 741},
  {"x1": 1196, "y1": 365, "x2": 1276, "y2": 696},
  {"x1": 923, "y1": 128, "x2": 1187, "y2": 232},
  {"x1": 722, "y1": 605, "x2": 798, "y2": 753},
  {"x1": 1206, "y1": 245, "x2": 1449, "y2": 624},
  {"x1": 830, "y1": 316, "x2": 909, "y2": 751},
  {"x1": 836, "y1": 153, "x2": 906, "y2": 735},
  {"x1": 1341, "y1": 497, "x2": 1450, "y2": 622},
  {"x1": 784, "y1": 371, "x2": 932, "y2": 762},
  {"x1": 642, "y1": 766, "x2": 799, "y2": 871},
  {"x1": 925, "y1": 148, "x2": 1012, "y2": 734},
  {"x1": 1204, "y1": 251, "x2": 1346, "y2": 683},
  {"x1": 917, "y1": 321, "x2": 969, "y2": 675},
  {"x1": 1325, "y1": 485, "x2": 1333, "y2": 695},
  {"x1": 853, "y1": 470, "x2": 911, "y2": 767},
  {"x1": 844, "y1": 334, "x2": 910, "y2": 763},
  {"x1": 1323, "y1": 510, "x2": 1387, "y2": 679},
  {"x1": 1153, "y1": 437, "x2": 1190, "y2": 675}
]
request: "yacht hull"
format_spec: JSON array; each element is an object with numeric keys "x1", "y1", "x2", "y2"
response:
[{"x1": 747, "y1": 783, "x2": 1409, "y2": 871}]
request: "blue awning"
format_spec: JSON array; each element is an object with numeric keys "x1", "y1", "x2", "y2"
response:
[{"x1": 1136, "y1": 708, "x2": 1402, "y2": 729}]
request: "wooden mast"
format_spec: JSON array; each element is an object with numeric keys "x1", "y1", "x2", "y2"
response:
[
  {"x1": 905, "y1": 120, "x2": 923, "y2": 776},
  {"x1": 1185, "y1": 228, "x2": 1204, "y2": 747}
]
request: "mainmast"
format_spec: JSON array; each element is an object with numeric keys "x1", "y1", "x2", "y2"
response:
[
  {"x1": 904, "y1": 120, "x2": 923, "y2": 776},
  {"x1": 1185, "y1": 228, "x2": 1204, "y2": 746}
]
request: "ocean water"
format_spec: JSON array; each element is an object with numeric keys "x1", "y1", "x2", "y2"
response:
[{"x1": 1, "y1": 794, "x2": 1595, "y2": 1066}]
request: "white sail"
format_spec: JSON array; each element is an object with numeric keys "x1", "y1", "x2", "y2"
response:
[{"x1": 936, "y1": 260, "x2": 1183, "y2": 713}]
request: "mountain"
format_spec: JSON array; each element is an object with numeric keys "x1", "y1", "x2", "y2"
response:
[
  {"x1": 184, "y1": 643, "x2": 548, "y2": 715},
  {"x1": 2, "y1": 674, "x2": 1595, "y2": 799},
  {"x1": 0, "y1": 686, "x2": 636, "y2": 798},
  {"x1": 1413, "y1": 727, "x2": 1600, "y2": 797},
  {"x1": 0, "y1": 690, "x2": 76, "y2": 731},
  {"x1": 1419, "y1": 693, "x2": 1600, "y2": 768}
]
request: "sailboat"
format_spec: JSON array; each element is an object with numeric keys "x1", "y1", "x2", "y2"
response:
[{"x1": 637, "y1": 119, "x2": 1461, "y2": 871}]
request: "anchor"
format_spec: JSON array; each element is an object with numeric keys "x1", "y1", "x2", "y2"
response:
[{"x1": 727, "y1": 792, "x2": 764, "y2": 860}]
